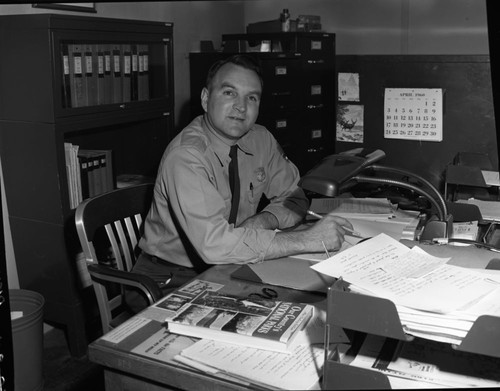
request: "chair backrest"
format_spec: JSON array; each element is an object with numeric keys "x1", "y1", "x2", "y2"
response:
[{"x1": 75, "y1": 183, "x2": 154, "y2": 333}]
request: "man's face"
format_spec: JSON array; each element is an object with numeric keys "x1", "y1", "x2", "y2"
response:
[{"x1": 201, "y1": 63, "x2": 262, "y2": 141}]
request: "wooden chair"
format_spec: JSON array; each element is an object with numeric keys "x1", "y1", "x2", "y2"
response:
[{"x1": 75, "y1": 183, "x2": 162, "y2": 334}]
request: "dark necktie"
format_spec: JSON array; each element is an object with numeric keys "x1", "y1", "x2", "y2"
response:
[{"x1": 228, "y1": 144, "x2": 240, "y2": 225}]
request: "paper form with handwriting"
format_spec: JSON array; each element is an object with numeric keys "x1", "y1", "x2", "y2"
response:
[
  {"x1": 176, "y1": 339, "x2": 324, "y2": 390},
  {"x1": 311, "y1": 233, "x2": 500, "y2": 313}
]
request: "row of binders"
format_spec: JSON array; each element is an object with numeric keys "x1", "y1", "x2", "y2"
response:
[
  {"x1": 64, "y1": 143, "x2": 114, "y2": 209},
  {"x1": 61, "y1": 42, "x2": 150, "y2": 108}
]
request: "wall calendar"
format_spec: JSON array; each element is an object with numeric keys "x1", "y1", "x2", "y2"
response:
[{"x1": 384, "y1": 88, "x2": 443, "y2": 142}]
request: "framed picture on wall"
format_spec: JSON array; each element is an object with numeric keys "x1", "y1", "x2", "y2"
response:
[{"x1": 32, "y1": 3, "x2": 96, "y2": 13}]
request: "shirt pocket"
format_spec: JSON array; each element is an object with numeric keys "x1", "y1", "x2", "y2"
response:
[{"x1": 246, "y1": 180, "x2": 266, "y2": 206}]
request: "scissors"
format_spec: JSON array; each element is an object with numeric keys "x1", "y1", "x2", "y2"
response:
[{"x1": 246, "y1": 287, "x2": 278, "y2": 301}]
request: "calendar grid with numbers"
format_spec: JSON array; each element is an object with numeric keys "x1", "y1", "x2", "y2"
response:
[{"x1": 384, "y1": 88, "x2": 443, "y2": 142}]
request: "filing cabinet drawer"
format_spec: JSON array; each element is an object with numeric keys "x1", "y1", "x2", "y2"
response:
[
  {"x1": 301, "y1": 70, "x2": 335, "y2": 108},
  {"x1": 296, "y1": 34, "x2": 335, "y2": 57},
  {"x1": 301, "y1": 107, "x2": 334, "y2": 147},
  {"x1": 258, "y1": 109, "x2": 302, "y2": 148},
  {"x1": 260, "y1": 58, "x2": 301, "y2": 108}
]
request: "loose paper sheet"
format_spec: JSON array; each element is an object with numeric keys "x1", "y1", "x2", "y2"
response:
[
  {"x1": 311, "y1": 233, "x2": 500, "y2": 312},
  {"x1": 177, "y1": 339, "x2": 324, "y2": 390}
]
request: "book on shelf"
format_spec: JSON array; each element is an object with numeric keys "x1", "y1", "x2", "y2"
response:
[
  {"x1": 64, "y1": 144, "x2": 114, "y2": 207},
  {"x1": 111, "y1": 44, "x2": 123, "y2": 103},
  {"x1": 68, "y1": 43, "x2": 86, "y2": 108},
  {"x1": 78, "y1": 153, "x2": 90, "y2": 200},
  {"x1": 77, "y1": 149, "x2": 114, "y2": 198},
  {"x1": 138, "y1": 44, "x2": 150, "y2": 101},
  {"x1": 103, "y1": 44, "x2": 114, "y2": 104},
  {"x1": 62, "y1": 41, "x2": 152, "y2": 106},
  {"x1": 131, "y1": 44, "x2": 139, "y2": 101},
  {"x1": 121, "y1": 44, "x2": 132, "y2": 102},
  {"x1": 64, "y1": 142, "x2": 82, "y2": 208},
  {"x1": 158, "y1": 278, "x2": 314, "y2": 353},
  {"x1": 96, "y1": 44, "x2": 106, "y2": 105},
  {"x1": 83, "y1": 43, "x2": 97, "y2": 106},
  {"x1": 61, "y1": 43, "x2": 71, "y2": 108}
]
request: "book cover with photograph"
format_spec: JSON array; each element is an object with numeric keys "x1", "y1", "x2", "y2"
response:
[{"x1": 156, "y1": 279, "x2": 314, "y2": 353}]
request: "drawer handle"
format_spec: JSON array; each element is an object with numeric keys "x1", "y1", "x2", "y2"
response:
[
  {"x1": 307, "y1": 104, "x2": 324, "y2": 109},
  {"x1": 271, "y1": 92, "x2": 292, "y2": 96},
  {"x1": 307, "y1": 59, "x2": 325, "y2": 64},
  {"x1": 307, "y1": 147, "x2": 324, "y2": 153}
]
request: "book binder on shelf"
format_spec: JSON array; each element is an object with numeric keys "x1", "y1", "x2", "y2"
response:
[
  {"x1": 103, "y1": 44, "x2": 114, "y2": 104},
  {"x1": 83, "y1": 43, "x2": 97, "y2": 106},
  {"x1": 121, "y1": 44, "x2": 132, "y2": 102},
  {"x1": 68, "y1": 43, "x2": 85, "y2": 108},
  {"x1": 96, "y1": 44, "x2": 105, "y2": 105},
  {"x1": 61, "y1": 43, "x2": 71, "y2": 108},
  {"x1": 323, "y1": 277, "x2": 500, "y2": 390},
  {"x1": 131, "y1": 44, "x2": 139, "y2": 101},
  {"x1": 138, "y1": 44, "x2": 150, "y2": 101},
  {"x1": 111, "y1": 44, "x2": 122, "y2": 103}
]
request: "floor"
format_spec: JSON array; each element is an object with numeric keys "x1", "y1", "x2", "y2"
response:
[{"x1": 42, "y1": 326, "x2": 105, "y2": 391}]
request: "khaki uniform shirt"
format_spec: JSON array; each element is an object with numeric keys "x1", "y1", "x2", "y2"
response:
[{"x1": 139, "y1": 115, "x2": 308, "y2": 268}]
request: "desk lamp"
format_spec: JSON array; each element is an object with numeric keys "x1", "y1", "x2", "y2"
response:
[{"x1": 298, "y1": 149, "x2": 453, "y2": 242}]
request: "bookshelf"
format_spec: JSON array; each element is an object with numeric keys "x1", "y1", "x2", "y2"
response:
[{"x1": 0, "y1": 14, "x2": 174, "y2": 357}]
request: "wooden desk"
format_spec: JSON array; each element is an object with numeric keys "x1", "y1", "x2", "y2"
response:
[{"x1": 88, "y1": 264, "x2": 325, "y2": 391}]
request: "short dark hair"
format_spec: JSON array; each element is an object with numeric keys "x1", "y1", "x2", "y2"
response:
[{"x1": 205, "y1": 54, "x2": 264, "y2": 90}]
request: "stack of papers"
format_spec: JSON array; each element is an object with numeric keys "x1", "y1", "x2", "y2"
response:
[
  {"x1": 308, "y1": 197, "x2": 421, "y2": 243},
  {"x1": 309, "y1": 197, "x2": 396, "y2": 220},
  {"x1": 174, "y1": 310, "x2": 328, "y2": 390},
  {"x1": 311, "y1": 233, "x2": 500, "y2": 345}
]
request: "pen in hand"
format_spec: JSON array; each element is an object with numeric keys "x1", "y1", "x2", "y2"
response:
[
  {"x1": 321, "y1": 241, "x2": 331, "y2": 259},
  {"x1": 306, "y1": 210, "x2": 363, "y2": 237}
]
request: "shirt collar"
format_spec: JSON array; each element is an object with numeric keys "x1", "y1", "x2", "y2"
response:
[{"x1": 202, "y1": 114, "x2": 254, "y2": 158}]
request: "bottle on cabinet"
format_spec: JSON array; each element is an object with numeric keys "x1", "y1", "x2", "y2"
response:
[{"x1": 280, "y1": 8, "x2": 290, "y2": 32}]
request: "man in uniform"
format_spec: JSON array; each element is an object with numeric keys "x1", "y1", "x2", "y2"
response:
[{"x1": 130, "y1": 55, "x2": 352, "y2": 309}]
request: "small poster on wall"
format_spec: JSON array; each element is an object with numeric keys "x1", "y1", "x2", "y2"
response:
[
  {"x1": 338, "y1": 72, "x2": 360, "y2": 102},
  {"x1": 384, "y1": 88, "x2": 443, "y2": 142},
  {"x1": 336, "y1": 104, "x2": 364, "y2": 143}
]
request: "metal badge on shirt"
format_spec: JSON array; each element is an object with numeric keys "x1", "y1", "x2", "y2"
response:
[{"x1": 255, "y1": 167, "x2": 266, "y2": 183}]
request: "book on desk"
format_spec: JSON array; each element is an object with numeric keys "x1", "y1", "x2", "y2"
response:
[{"x1": 159, "y1": 278, "x2": 314, "y2": 353}]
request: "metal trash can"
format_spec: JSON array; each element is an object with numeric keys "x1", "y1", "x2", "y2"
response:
[{"x1": 10, "y1": 289, "x2": 45, "y2": 391}]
